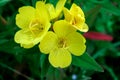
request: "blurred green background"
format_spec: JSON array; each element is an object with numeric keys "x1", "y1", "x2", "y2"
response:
[{"x1": 0, "y1": 0, "x2": 120, "y2": 80}]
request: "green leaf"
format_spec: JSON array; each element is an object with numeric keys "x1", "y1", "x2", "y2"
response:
[
  {"x1": 104, "y1": 65, "x2": 119, "y2": 80},
  {"x1": 93, "y1": 49, "x2": 107, "y2": 59},
  {"x1": 89, "y1": 0, "x2": 108, "y2": 4},
  {"x1": 40, "y1": 54, "x2": 50, "y2": 78},
  {"x1": 0, "y1": 0, "x2": 10, "y2": 7},
  {"x1": 46, "y1": 66, "x2": 56, "y2": 80},
  {"x1": 40, "y1": 54, "x2": 46, "y2": 68},
  {"x1": 46, "y1": 66, "x2": 62, "y2": 80},
  {"x1": 89, "y1": 0, "x2": 120, "y2": 16},
  {"x1": 31, "y1": 0, "x2": 37, "y2": 7},
  {"x1": 73, "y1": 0, "x2": 83, "y2": 5},
  {"x1": 102, "y1": 2, "x2": 120, "y2": 16},
  {"x1": 26, "y1": 53, "x2": 41, "y2": 78},
  {"x1": 0, "y1": 39, "x2": 24, "y2": 54},
  {"x1": 0, "y1": 39, "x2": 8, "y2": 44},
  {"x1": 72, "y1": 53, "x2": 103, "y2": 72}
]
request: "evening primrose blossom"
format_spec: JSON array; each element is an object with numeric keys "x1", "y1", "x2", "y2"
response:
[
  {"x1": 63, "y1": 3, "x2": 88, "y2": 32},
  {"x1": 14, "y1": 1, "x2": 51, "y2": 48},
  {"x1": 46, "y1": 0, "x2": 66, "y2": 20},
  {"x1": 39, "y1": 20, "x2": 86, "y2": 68},
  {"x1": 14, "y1": 1, "x2": 88, "y2": 68}
]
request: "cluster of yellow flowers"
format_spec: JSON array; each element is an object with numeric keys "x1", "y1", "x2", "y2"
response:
[{"x1": 14, "y1": 0, "x2": 88, "y2": 68}]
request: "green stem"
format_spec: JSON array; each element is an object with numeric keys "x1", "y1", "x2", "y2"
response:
[{"x1": 104, "y1": 65, "x2": 118, "y2": 80}]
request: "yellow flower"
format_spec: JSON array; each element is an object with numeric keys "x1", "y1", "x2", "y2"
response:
[
  {"x1": 63, "y1": 3, "x2": 88, "y2": 32},
  {"x1": 46, "y1": 0, "x2": 66, "y2": 20},
  {"x1": 39, "y1": 20, "x2": 86, "y2": 68},
  {"x1": 14, "y1": 1, "x2": 51, "y2": 48}
]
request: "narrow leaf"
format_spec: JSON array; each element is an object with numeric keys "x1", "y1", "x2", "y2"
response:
[
  {"x1": 40, "y1": 54, "x2": 50, "y2": 78},
  {"x1": 102, "y1": 2, "x2": 120, "y2": 16},
  {"x1": 89, "y1": 0, "x2": 120, "y2": 16},
  {"x1": 72, "y1": 53, "x2": 103, "y2": 72}
]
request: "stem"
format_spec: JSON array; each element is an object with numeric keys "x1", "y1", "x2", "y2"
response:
[
  {"x1": 0, "y1": 62, "x2": 34, "y2": 80},
  {"x1": 59, "y1": 68, "x2": 66, "y2": 80},
  {"x1": 0, "y1": 16, "x2": 7, "y2": 25},
  {"x1": 104, "y1": 65, "x2": 118, "y2": 80}
]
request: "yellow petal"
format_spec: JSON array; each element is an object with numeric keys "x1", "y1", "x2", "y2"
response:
[
  {"x1": 73, "y1": 15, "x2": 88, "y2": 32},
  {"x1": 56, "y1": 0, "x2": 66, "y2": 15},
  {"x1": 74, "y1": 15, "x2": 85, "y2": 25},
  {"x1": 67, "y1": 32, "x2": 86, "y2": 56},
  {"x1": 39, "y1": 31, "x2": 58, "y2": 54},
  {"x1": 14, "y1": 30, "x2": 35, "y2": 48},
  {"x1": 70, "y1": 3, "x2": 84, "y2": 17},
  {"x1": 32, "y1": 1, "x2": 51, "y2": 44},
  {"x1": 16, "y1": 6, "x2": 35, "y2": 29},
  {"x1": 63, "y1": 3, "x2": 88, "y2": 32},
  {"x1": 45, "y1": 4, "x2": 56, "y2": 20},
  {"x1": 20, "y1": 43, "x2": 34, "y2": 48},
  {"x1": 46, "y1": 0, "x2": 66, "y2": 20},
  {"x1": 29, "y1": 19, "x2": 51, "y2": 44},
  {"x1": 76, "y1": 23, "x2": 89, "y2": 32},
  {"x1": 36, "y1": 1, "x2": 50, "y2": 23},
  {"x1": 63, "y1": 7, "x2": 73, "y2": 23},
  {"x1": 49, "y1": 48, "x2": 71, "y2": 68},
  {"x1": 53, "y1": 20, "x2": 76, "y2": 37}
]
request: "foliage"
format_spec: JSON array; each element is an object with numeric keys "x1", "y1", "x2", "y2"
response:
[{"x1": 0, "y1": 0, "x2": 120, "y2": 80}]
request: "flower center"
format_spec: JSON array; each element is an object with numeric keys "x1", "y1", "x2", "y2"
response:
[
  {"x1": 72, "y1": 17, "x2": 77, "y2": 25},
  {"x1": 58, "y1": 38, "x2": 67, "y2": 48},
  {"x1": 72, "y1": 15, "x2": 85, "y2": 25},
  {"x1": 29, "y1": 19, "x2": 44, "y2": 37}
]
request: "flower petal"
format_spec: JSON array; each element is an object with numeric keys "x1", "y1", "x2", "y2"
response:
[
  {"x1": 56, "y1": 0, "x2": 66, "y2": 15},
  {"x1": 20, "y1": 43, "x2": 34, "y2": 48},
  {"x1": 80, "y1": 23, "x2": 89, "y2": 32},
  {"x1": 14, "y1": 30, "x2": 35, "y2": 48},
  {"x1": 49, "y1": 48, "x2": 71, "y2": 68},
  {"x1": 36, "y1": 1, "x2": 50, "y2": 23},
  {"x1": 39, "y1": 31, "x2": 58, "y2": 54},
  {"x1": 70, "y1": 3, "x2": 84, "y2": 17},
  {"x1": 46, "y1": 0, "x2": 66, "y2": 20},
  {"x1": 63, "y1": 3, "x2": 88, "y2": 32},
  {"x1": 45, "y1": 3, "x2": 56, "y2": 20},
  {"x1": 53, "y1": 20, "x2": 76, "y2": 37},
  {"x1": 63, "y1": 7, "x2": 73, "y2": 23},
  {"x1": 75, "y1": 23, "x2": 89, "y2": 32},
  {"x1": 67, "y1": 32, "x2": 86, "y2": 56},
  {"x1": 16, "y1": 6, "x2": 35, "y2": 29}
]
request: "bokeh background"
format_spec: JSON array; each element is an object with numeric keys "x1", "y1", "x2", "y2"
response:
[{"x1": 0, "y1": 0, "x2": 120, "y2": 80}]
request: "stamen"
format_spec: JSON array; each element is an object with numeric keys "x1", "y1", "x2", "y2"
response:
[
  {"x1": 58, "y1": 38, "x2": 68, "y2": 48},
  {"x1": 29, "y1": 19, "x2": 44, "y2": 37},
  {"x1": 72, "y1": 17, "x2": 77, "y2": 25}
]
